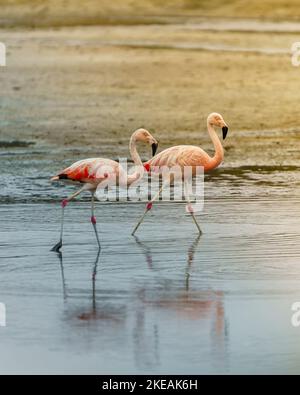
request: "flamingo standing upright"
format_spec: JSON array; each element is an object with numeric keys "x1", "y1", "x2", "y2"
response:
[
  {"x1": 50, "y1": 128, "x2": 158, "y2": 251},
  {"x1": 132, "y1": 112, "x2": 229, "y2": 235}
]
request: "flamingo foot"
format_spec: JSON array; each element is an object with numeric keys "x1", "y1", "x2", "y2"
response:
[
  {"x1": 51, "y1": 239, "x2": 62, "y2": 252},
  {"x1": 91, "y1": 216, "x2": 97, "y2": 225}
]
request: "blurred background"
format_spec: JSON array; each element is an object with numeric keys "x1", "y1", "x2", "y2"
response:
[
  {"x1": 2, "y1": 0, "x2": 300, "y2": 26},
  {"x1": 1, "y1": 0, "x2": 300, "y2": 166}
]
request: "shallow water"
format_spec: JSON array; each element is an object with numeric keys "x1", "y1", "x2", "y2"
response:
[{"x1": 1, "y1": 145, "x2": 300, "y2": 374}]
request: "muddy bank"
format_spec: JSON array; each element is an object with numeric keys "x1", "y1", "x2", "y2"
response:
[
  {"x1": 1, "y1": 24, "x2": 300, "y2": 168},
  {"x1": 1, "y1": 0, "x2": 300, "y2": 28}
]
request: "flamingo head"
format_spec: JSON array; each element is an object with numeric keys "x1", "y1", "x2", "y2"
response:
[
  {"x1": 207, "y1": 113, "x2": 229, "y2": 140},
  {"x1": 134, "y1": 128, "x2": 159, "y2": 156}
]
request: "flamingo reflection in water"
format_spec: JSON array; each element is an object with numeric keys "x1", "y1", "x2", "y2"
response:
[
  {"x1": 56, "y1": 249, "x2": 126, "y2": 324},
  {"x1": 133, "y1": 235, "x2": 228, "y2": 365},
  {"x1": 55, "y1": 237, "x2": 228, "y2": 371}
]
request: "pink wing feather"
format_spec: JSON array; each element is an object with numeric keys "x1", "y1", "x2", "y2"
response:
[{"x1": 52, "y1": 158, "x2": 118, "y2": 182}]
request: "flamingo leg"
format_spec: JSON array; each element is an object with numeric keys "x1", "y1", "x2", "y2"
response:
[
  {"x1": 131, "y1": 180, "x2": 169, "y2": 236},
  {"x1": 51, "y1": 186, "x2": 87, "y2": 252},
  {"x1": 184, "y1": 180, "x2": 202, "y2": 235},
  {"x1": 91, "y1": 192, "x2": 101, "y2": 249}
]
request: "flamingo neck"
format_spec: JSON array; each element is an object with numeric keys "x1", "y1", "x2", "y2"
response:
[
  {"x1": 207, "y1": 121, "x2": 224, "y2": 168},
  {"x1": 127, "y1": 135, "x2": 144, "y2": 185},
  {"x1": 129, "y1": 135, "x2": 143, "y2": 167}
]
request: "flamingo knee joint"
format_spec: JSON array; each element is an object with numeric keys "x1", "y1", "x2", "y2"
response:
[
  {"x1": 61, "y1": 199, "x2": 68, "y2": 208},
  {"x1": 146, "y1": 202, "x2": 153, "y2": 211}
]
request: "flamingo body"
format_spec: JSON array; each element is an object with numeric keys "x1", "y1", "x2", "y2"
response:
[
  {"x1": 144, "y1": 145, "x2": 216, "y2": 173},
  {"x1": 51, "y1": 158, "x2": 120, "y2": 187},
  {"x1": 132, "y1": 112, "x2": 229, "y2": 236},
  {"x1": 50, "y1": 128, "x2": 158, "y2": 251}
]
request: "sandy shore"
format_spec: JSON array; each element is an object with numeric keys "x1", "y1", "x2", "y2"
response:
[
  {"x1": 1, "y1": 22, "x2": 300, "y2": 167},
  {"x1": 1, "y1": 0, "x2": 300, "y2": 27}
]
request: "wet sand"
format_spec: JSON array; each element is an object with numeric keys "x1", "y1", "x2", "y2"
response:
[
  {"x1": 2, "y1": 0, "x2": 300, "y2": 27},
  {"x1": 1, "y1": 23, "x2": 300, "y2": 166}
]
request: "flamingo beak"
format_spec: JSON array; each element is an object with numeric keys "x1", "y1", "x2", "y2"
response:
[
  {"x1": 152, "y1": 142, "x2": 158, "y2": 156},
  {"x1": 222, "y1": 126, "x2": 228, "y2": 140}
]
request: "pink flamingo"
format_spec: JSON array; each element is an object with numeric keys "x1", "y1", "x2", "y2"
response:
[
  {"x1": 50, "y1": 128, "x2": 158, "y2": 252},
  {"x1": 132, "y1": 112, "x2": 229, "y2": 235}
]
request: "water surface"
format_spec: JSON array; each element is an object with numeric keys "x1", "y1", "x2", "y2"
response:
[{"x1": 1, "y1": 144, "x2": 300, "y2": 374}]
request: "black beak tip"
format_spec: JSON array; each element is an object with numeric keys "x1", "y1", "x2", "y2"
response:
[
  {"x1": 152, "y1": 142, "x2": 158, "y2": 156},
  {"x1": 222, "y1": 126, "x2": 228, "y2": 140}
]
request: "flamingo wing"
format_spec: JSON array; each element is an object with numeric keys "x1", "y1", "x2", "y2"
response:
[
  {"x1": 147, "y1": 146, "x2": 182, "y2": 169},
  {"x1": 53, "y1": 158, "x2": 118, "y2": 182},
  {"x1": 147, "y1": 146, "x2": 210, "y2": 169},
  {"x1": 176, "y1": 146, "x2": 210, "y2": 168}
]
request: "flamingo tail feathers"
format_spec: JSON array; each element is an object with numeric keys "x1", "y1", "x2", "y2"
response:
[{"x1": 50, "y1": 174, "x2": 68, "y2": 182}]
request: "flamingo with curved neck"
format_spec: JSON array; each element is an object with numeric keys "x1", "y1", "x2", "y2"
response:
[
  {"x1": 144, "y1": 112, "x2": 228, "y2": 173},
  {"x1": 206, "y1": 116, "x2": 226, "y2": 171},
  {"x1": 50, "y1": 128, "x2": 158, "y2": 252},
  {"x1": 132, "y1": 112, "x2": 229, "y2": 235},
  {"x1": 126, "y1": 128, "x2": 157, "y2": 185}
]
